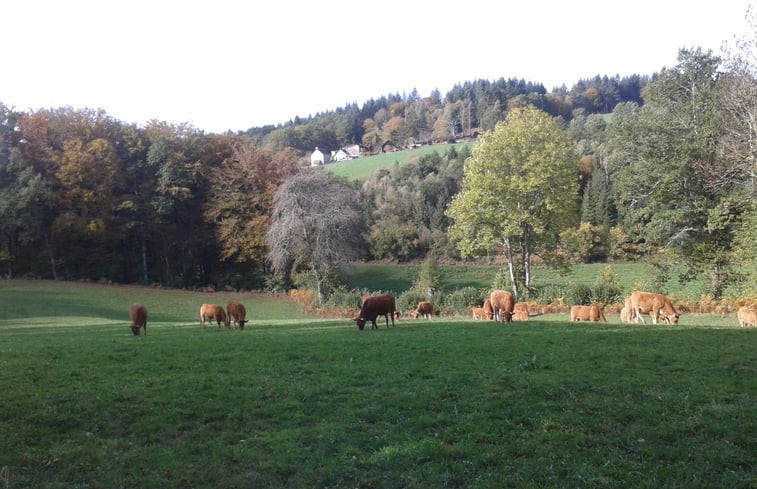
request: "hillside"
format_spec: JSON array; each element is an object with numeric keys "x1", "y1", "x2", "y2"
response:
[{"x1": 325, "y1": 141, "x2": 473, "y2": 180}]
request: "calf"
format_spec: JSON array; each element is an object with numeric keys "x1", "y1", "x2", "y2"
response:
[
  {"x1": 129, "y1": 303, "x2": 148, "y2": 336},
  {"x1": 227, "y1": 301, "x2": 247, "y2": 330},
  {"x1": 411, "y1": 301, "x2": 434, "y2": 319},
  {"x1": 513, "y1": 303, "x2": 529, "y2": 321},
  {"x1": 200, "y1": 303, "x2": 229, "y2": 328},
  {"x1": 353, "y1": 293, "x2": 396, "y2": 330},
  {"x1": 737, "y1": 307, "x2": 757, "y2": 327},
  {"x1": 630, "y1": 291, "x2": 679, "y2": 324},
  {"x1": 471, "y1": 307, "x2": 486, "y2": 319},
  {"x1": 570, "y1": 305, "x2": 607, "y2": 322},
  {"x1": 482, "y1": 299, "x2": 494, "y2": 320},
  {"x1": 490, "y1": 290, "x2": 514, "y2": 323}
]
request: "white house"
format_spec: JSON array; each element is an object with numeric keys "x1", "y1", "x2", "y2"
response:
[
  {"x1": 312, "y1": 145, "x2": 361, "y2": 166},
  {"x1": 310, "y1": 147, "x2": 331, "y2": 166}
]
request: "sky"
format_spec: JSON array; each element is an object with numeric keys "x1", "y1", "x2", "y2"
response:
[{"x1": 3, "y1": 1, "x2": 754, "y2": 134}]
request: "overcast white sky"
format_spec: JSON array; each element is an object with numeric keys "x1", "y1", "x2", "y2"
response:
[{"x1": 3, "y1": 1, "x2": 753, "y2": 133}]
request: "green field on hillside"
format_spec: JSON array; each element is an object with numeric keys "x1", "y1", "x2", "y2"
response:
[
  {"x1": 326, "y1": 142, "x2": 473, "y2": 180},
  {"x1": 1, "y1": 280, "x2": 755, "y2": 488}
]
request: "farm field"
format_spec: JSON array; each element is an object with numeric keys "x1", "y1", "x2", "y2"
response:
[
  {"x1": 326, "y1": 142, "x2": 473, "y2": 180},
  {"x1": 1, "y1": 279, "x2": 755, "y2": 488}
]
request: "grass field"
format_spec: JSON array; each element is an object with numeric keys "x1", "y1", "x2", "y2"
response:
[
  {"x1": 1, "y1": 280, "x2": 755, "y2": 488},
  {"x1": 340, "y1": 262, "x2": 713, "y2": 301},
  {"x1": 326, "y1": 142, "x2": 473, "y2": 180}
]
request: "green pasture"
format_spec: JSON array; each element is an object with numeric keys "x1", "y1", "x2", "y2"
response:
[
  {"x1": 340, "y1": 262, "x2": 710, "y2": 300},
  {"x1": 1, "y1": 280, "x2": 755, "y2": 488},
  {"x1": 326, "y1": 142, "x2": 473, "y2": 180}
]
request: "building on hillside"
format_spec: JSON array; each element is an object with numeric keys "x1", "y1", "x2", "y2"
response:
[
  {"x1": 331, "y1": 144, "x2": 361, "y2": 162},
  {"x1": 310, "y1": 147, "x2": 331, "y2": 166},
  {"x1": 311, "y1": 145, "x2": 361, "y2": 166},
  {"x1": 381, "y1": 141, "x2": 398, "y2": 153}
]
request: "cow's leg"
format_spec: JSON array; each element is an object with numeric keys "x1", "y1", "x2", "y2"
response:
[{"x1": 635, "y1": 308, "x2": 646, "y2": 324}]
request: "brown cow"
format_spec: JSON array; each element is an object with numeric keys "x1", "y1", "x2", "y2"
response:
[
  {"x1": 513, "y1": 303, "x2": 529, "y2": 321},
  {"x1": 200, "y1": 303, "x2": 229, "y2": 328},
  {"x1": 737, "y1": 307, "x2": 757, "y2": 327},
  {"x1": 482, "y1": 299, "x2": 494, "y2": 320},
  {"x1": 471, "y1": 307, "x2": 486, "y2": 319},
  {"x1": 630, "y1": 291, "x2": 679, "y2": 324},
  {"x1": 353, "y1": 293, "x2": 396, "y2": 330},
  {"x1": 227, "y1": 301, "x2": 247, "y2": 330},
  {"x1": 619, "y1": 296, "x2": 633, "y2": 323},
  {"x1": 570, "y1": 305, "x2": 607, "y2": 322},
  {"x1": 490, "y1": 290, "x2": 514, "y2": 323},
  {"x1": 129, "y1": 303, "x2": 148, "y2": 336},
  {"x1": 411, "y1": 301, "x2": 434, "y2": 319}
]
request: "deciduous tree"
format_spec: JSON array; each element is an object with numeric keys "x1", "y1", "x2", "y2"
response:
[
  {"x1": 446, "y1": 106, "x2": 579, "y2": 298},
  {"x1": 266, "y1": 170, "x2": 364, "y2": 304}
]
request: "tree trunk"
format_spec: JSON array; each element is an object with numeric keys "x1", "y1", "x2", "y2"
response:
[
  {"x1": 44, "y1": 232, "x2": 57, "y2": 280},
  {"x1": 312, "y1": 265, "x2": 324, "y2": 306},
  {"x1": 503, "y1": 237, "x2": 519, "y2": 300},
  {"x1": 520, "y1": 234, "x2": 531, "y2": 294},
  {"x1": 141, "y1": 237, "x2": 149, "y2": 284}
]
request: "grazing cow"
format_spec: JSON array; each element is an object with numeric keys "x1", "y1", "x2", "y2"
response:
[
  {"x1": 411, "y1": 301, "x2": 434, "y2": 319},
  {"x1": 570, "y1": 305, "x2": 607, "y2": 322},
  {"x1": 129, "y1": 303, "x2": 148, "y2": 336},
  {"x1": 471, "y1": 307, "x2": 486, "y2": 319},
  {"x1": 490, "y1": 290, "x2": 515, "y2": 323},
  {"x1": 353, "y1": 293, "x2": 396, "y2": 330},
  {"x1": 737, "y1": 307, "x2": 757, "y2": 327},
  {"x1": 227, "y1": 301, "x2": 247, "y2": 330},
  {"x1": 630, "y1": 291, "x2": 679, "y2": 325},
  {"x1": 513, "y1": 303, "x2": 529, "y2": 321},
  {"x1": 620, "y1": 296, "x2": 633, "y2": 323},
  {"x1": 482, "y1": 299, "x2": 494, "y2": 320},
  {"x1": 200, "y1": 303, "x2": 229, "y2": 328}
]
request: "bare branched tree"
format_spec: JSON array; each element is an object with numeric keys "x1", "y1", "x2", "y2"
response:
[{"x1": 266, "y1": 170, "x2": 364, "y2": 304}]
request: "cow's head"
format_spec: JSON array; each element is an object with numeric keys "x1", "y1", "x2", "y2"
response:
[
  {"x1": 665, "y1": 313, "x2": 680, "y2": 325},
  {"x1": 238, "y1": 320, "x2": 246, "y2": 330},
  {"x1": 352, "y1": 317, "x2": 366, "y2": 330},
  {"x1": 131, "y1": 325, "x2": 141, "y2": 336}
]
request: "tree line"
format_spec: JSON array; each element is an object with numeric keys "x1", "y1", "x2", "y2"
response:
[{"x1": 1, "y1": 39, "x2": 755, "y2": 301}]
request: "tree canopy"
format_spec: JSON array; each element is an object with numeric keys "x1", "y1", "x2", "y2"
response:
[{"x1": 446, "y1": 106, "x2": 579, "y2": 298}]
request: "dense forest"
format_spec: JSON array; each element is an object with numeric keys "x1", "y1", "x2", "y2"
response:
[{"x1": 1, "y1": 41, "x2": 755, "y2": 301}]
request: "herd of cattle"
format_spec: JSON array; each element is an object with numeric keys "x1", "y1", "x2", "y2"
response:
[
  {"x1": 128, "y1": 290, "x2": 757, "y2": 335},
  {"x1": 352, "y1": 289, "x2": 757, "y2": 330},
  {"x1": 127, "y1": 301, "x2": 248, "y2": 336}
]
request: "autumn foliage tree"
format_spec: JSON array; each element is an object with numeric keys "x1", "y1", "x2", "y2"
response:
[{"x1": 203, "y1": 144, "x2": 299, "y2": 285}]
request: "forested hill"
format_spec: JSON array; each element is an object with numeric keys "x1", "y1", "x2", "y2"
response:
[
  {"x1": 0, "y1": 47, "x2": 754, "y2": 301},
  {"x1": 241, "y1": 74, "x2": 653, "y2": 155}
]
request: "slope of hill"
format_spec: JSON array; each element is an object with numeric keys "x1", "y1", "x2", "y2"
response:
[{"x1": 325, "y1": 142, "x2": 472, "y2": 180}]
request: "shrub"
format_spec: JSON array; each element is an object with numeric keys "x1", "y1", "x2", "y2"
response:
[
  {"x1": 534, "y1": 285, "x2": 569, "y2": 305},
  {"x1": 323, "y1": 290, "x2": 363, "y2": 310},
  {"x1": 443, "y1": 287, "x2": 488, "y2": 315},
  {"x1": 566, "y1": 282, "x2": 593, "y2": 305},
  {"x1": 592, "y1": 265, "x2": 623, "y2": 304},
  {"x1": 396, "y1": 289, "x2": 428, "y2": 313}
]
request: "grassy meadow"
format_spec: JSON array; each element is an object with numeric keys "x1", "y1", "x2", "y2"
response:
[
  {"x1": 340, "y1": 262, "x2": 714, "y2": 302},
  {"x1": 326, "y1": 142, "x2": 473, "y2": 180},
  {"x1": 1, "y1": 279, "x2": 755, "y2": 488}
]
